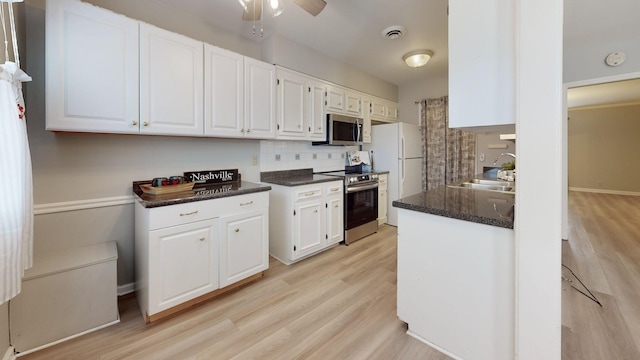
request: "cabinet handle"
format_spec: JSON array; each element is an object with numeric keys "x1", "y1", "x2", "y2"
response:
[
  {"x1": 304, "y1": 192, "x2": 315, "y2": 196},
  {"x1": 338, "y1": 102, "x2": 342, "y2": 106},
  {"x1": 247, "y1": 128, "x2": 251, "y2": 133},
  {"x1": 240, "y1": 201, "x2": 254, "y2": 206},
  {"x1": 199, "y1": 237, "x2": 205, "y2": 241},
  {"x1": 334, "y1": 204, "x2": 339, "y2": 208},
  {"x1": 314, "y1": 209, "x2": 318, "y2": 213},
  {"x1": 235, "y1": 228, "x2": 240, "y2": 233},
  {"x1": 330, "y1": 187, "x2": 340, "y2": 192},
  {"x1": 297, "y1": 124, "x2": 301, "y2": 128},
  {"x1": 309, "y1": 126, "x2": 311, "y2": 132},
  {"x1": 143, "y1": 122, "x2": 149, "y2": 127},
  {"x1": 131, "y1": 120, "x2": 138, "y2": 126},
  {"x1": 179, "y1": 210, "x2": 199, "y2": 216},
  {"x1": 240, "y1": 128, "x2": 245, "y2": 133},
  {"x1": 317, "y1": 126, "x2": 321, "y2": 130}
]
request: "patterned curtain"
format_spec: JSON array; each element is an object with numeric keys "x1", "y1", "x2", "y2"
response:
[{"x1": 420, "y1": 96, "x2": 476, "y2": 191}]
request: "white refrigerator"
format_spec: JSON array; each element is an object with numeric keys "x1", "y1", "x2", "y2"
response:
[{"x1": 364, "y1": 122, "x2": 423, "y2": 226}]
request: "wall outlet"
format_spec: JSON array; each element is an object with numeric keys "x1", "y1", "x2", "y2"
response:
[{"x1": 480, "y1": 153, "x2": 486, "y2": 162}]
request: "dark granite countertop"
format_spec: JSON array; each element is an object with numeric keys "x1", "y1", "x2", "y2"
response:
[
  {"x1": 392, "y1": 184, "x2": 515, "y2": 229},
  {"x1": 261, "y1": 168, "x2": 342, "y2": 187},
  {"x1": 133, "y1": 180, "x2": 271, "y2": 208}
]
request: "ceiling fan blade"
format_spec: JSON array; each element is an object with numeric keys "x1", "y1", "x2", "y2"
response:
[
  {"x1": 241, "y1": 0, "x2": 262, "y2": 21},
  {"x1": 293, "y1": 0, "x2": 326, "y2": 16}
]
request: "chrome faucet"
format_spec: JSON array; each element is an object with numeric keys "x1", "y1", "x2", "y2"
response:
[{"x1": 492, "y1": 153, "x2": 516, "y2": 166}]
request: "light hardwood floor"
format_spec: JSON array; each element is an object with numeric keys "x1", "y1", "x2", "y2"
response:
[
  {"x1": 20, "y1": 225, "x2": 449, "y2": 360},
  {"x1": 562, "y1": 191, "x2": 640, "y2": 360},
  {"x1": 20, "y1": 192, "x2": 640, "y2": 359}
]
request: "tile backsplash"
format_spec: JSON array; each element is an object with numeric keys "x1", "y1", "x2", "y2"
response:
[{"x1": 260, "y1": 140, "x2": 358, "y2": 173}]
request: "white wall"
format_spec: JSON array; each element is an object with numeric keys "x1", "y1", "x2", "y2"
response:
[
  {"x1": 397, "y1": 74, "x2": 448, "y2": 125},
  {"x1": 263, "y1": 36, "x2": 398, "y2": 101}
]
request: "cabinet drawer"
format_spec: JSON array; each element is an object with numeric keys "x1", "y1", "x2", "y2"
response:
[
  {"x1": 148, "y1": 191, "x2": 269, "y2": 230},
  {"x1": 294, "y1": 186, "x2": 323, "y2": 201},
  {"x1": 325, "y1": 183, "x2": 343, "y2": 197},
  {"x1": 214, "y1": 192, "x2": 269, "y2": 216}
]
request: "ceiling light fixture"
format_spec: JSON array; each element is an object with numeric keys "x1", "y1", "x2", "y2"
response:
[
  {"x1": 270, "y1": 0, "x2": 285, "y2": 17},
  {"x1": 402, "y1": 50, "x2": 434, "y2": 68}
]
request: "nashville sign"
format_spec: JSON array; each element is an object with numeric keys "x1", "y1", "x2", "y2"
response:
[{"x1": 184, "y1": 169, "x2": 238, "y2": 185}]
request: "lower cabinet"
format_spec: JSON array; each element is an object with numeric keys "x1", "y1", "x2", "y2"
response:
[
  {"x1": 269, "y1": 181, "x2": 343, "y2": 264},
  {"x1": 135, "y1": 191, "x2": 269, "y2": 322}
]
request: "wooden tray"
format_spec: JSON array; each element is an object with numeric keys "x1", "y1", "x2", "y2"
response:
[{"x1": 140, "y1": 182, "x2": 195, "y2": 195}]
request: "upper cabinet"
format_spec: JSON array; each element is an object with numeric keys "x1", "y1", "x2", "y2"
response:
[
  {"x1": 370, "y1": 97, "x2": 398, "y2": 123},
  {"x1": 361, "y1": 97, "x2": 372, "y2": 143},
  {"x1": 204, "y1": 47, "x2": 276, "y2": 139},
  {"x1": 345, "y1": 92, "x2": 362, "y2": 117},
  {"x1": 448, "y1": 0, "x2": 515, "y2": 129},
  {"x1": 203, "y1": 44, "x2": 244, "y2": 137},
  {"x1": 244, "y1": 58, "x2": 277, "y2": 139},
  {"x1": 275, "y1": 67, "x2": 326, "y2": 141},
  {"x1": 139, "y1": 23, "x2": 204, "y2": 136},
  {"x1": 46, "y1": 0, "x2": 139, "y2": 133}
]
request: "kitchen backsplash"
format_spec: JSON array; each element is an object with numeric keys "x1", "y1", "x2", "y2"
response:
[{"x1": 260, "y1": 140, "x2": 358, "y2": 173}]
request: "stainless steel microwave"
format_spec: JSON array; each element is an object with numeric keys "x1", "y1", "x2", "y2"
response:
[{"x1": 312, "y1": 113, "x2": 363, "y2": 146}]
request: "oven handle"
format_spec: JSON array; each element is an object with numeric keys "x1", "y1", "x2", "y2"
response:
[{"x1": 346, "y1": 182, "x2": 379, "y2": 193}]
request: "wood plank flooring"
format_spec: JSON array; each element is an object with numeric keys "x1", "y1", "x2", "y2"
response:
[
  {"x1": 19, "y1": 191, "x2": 640, "y2": 359},
  {"x1": 20, "y1": 225, "x2": 449, "y2": 360},
  {"x1": 561, "y1": 191, "x2": 640, "y2": 360}
]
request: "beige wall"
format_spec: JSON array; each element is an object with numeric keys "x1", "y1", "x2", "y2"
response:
[
  {"x1": 475, "y1": 131, "x2": 516, "y2": 174},
  {"x1": 0, "y1": 302, "x2": 7, "y2": 357},
  {"x1": 568, "y1": 103, "x2": 640, "y2": 192}
]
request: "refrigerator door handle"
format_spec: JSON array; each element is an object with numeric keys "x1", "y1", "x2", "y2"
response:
[
  {"x1": 400, "y1": 159, "x2": 405, "y2": 196},
  {"x1": 401, "y1": 135, "x2": 405, "y2": 159}
]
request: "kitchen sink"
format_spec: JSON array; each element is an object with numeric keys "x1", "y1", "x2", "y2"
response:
[{"x1": 448, "y1": 178, "x2": 515, "y2": 193}]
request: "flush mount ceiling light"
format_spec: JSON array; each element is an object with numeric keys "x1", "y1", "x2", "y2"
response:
[{"x1": 403, "y1": 50, "x2": 434, "y2": 68}]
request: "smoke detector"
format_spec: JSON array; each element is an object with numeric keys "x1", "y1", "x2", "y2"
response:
[{"x1": 381, "y1": 25, "x2": 406, "y2": 40}]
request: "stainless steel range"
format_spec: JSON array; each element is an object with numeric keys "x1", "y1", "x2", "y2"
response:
[{"x1": 321, "y1": 170, "x2": 379, "y2": 244}]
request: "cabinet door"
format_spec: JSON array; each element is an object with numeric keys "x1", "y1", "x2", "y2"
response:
[
  {"x1": 307, "y1": 79, "x2": 326, "y2": 141},
  {"x1": 204, "y1": 45, "x2": 244, "y2": 137},
  {"x1": 386, "y1": 102, "x2": 398, "y2": 121},
  {"x1": 244, "y1": 58, "x2": 276, "y2": 139},
  {"x1": 148, "y1": 219, "x2": 218, "y2": 314},
  {"x1": 326, "y1": 196, "x2": 344, "y2": 245},
  {"x1": 361, "y1": 99, "x2": 372, "y2": 143},
  {"x1": 325, "y1": 85, "x2": 345, "y2": 113},
  {"x1": 140, "y1": 23, "x2": 204, "y2": 136},
  {"x1": 220, "y1": 209, "x2": 269, "y2": 288},
  {"x1": 293, "y1": 200, "x2": 325, "y2": 259},
  {"x1": 276, "y1": 70, "x2": 306, "y2": 138},
  {"x1": 46, "y1": 0, "x2": 139, "y2": 133},
  {"x1": 345, "y1": 92, "x2": 362, "y2": 116},
  {"x1": 370, "y1": 99, "x2": 387, "y2": 121},
  {"x1": 378, "y1": 189, "x2": 388, "y2": 225}
]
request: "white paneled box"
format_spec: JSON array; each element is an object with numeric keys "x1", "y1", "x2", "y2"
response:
[{"x1": 10, "y1": 241, "x2": 119, "y2": 354}]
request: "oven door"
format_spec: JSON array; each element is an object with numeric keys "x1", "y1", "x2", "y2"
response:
[{"x1": 345, "y1": 182, "x2": 378, "y2": 230}]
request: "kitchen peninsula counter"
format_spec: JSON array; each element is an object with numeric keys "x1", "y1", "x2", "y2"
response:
[
  {"x1": 394, "y1": 183, "x2": 515, "y2": 359},
  {"x1": 392, "y1": 185, "x2": 514, "y2": 229}
]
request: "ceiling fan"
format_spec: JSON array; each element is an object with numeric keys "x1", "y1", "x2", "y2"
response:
[{"x1": 237, "y1": 0, "x2": 327, "y2": 21}]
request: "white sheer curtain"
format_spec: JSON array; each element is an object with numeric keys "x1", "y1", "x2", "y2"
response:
[{"x1": 1, "y1": 0, "x2": 33, "y2": 304}]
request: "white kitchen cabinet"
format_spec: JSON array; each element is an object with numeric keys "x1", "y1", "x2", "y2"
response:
[
  {"x1": 244, "y1": 57, "x2": 277, "y2": 139},
  {"x1": 377, "y1": 173, "x2": 388, "y2": 225},
  {"x1": 361, "y1": 98, "x2": 372, "y2": 143},
  {"x1": 135, "y1": 191, "x2": 269, "y2": 322},
  {"x1": 204, "y1": 44, "x2": 244, "y2": 137},
  {"x1": 345, "y1": 91, "x2": 362, "y2": 117},
  {"x1": 140, "y1": 23, "x2": 204, "y2": 136},
  {"x1": 268, "y1": 181, "x2": 343, "y2": 264},
  {"x1": 448, "y1": 0, "x2": 515, "y2": 130},
  {"x1": 370, "y1": 97, "x2": 398, "y2": 123},
  {"x1": 325, "y1": 85, "x2": 346, "y2": 113},
  {"x1": 275, "y1": 67, "x2": 326, "y2": 141},
  {"x1": 46, "y1": 0, "x2": 139, "y2": 133},
  {"x1": 148, "y1": 218, "x2": 219, "y2": 315},
  {"x1": 325, "y1": 184, "x2": 344, "y2": 245}
]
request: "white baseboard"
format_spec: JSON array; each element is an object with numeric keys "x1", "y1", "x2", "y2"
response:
[
  {"x1": 406, "y1": 330, "x2": 463, "y2": 360},
  {"x1": 569, "y1": 187, "x2": 640, "y2": 196},
  {"x1": 3, "y1": 347, "x2": 15, "y2": 360},
  {"x1": 15, "y1": 318, "x2": 120, "y2": 357},
  {"x1": 117, "y1": 283, "x2": 135, "y2": 296}
]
